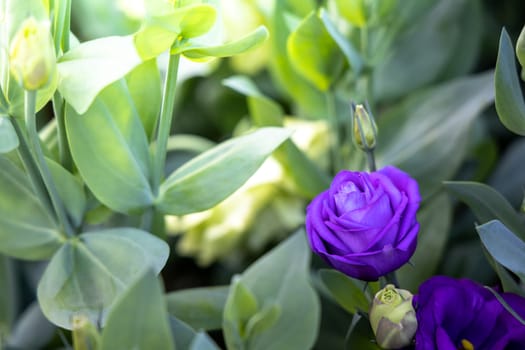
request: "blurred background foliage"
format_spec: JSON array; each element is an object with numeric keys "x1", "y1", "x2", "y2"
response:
[{"x1": 3, "y1": 0, "x2": 525, "y2": 348}]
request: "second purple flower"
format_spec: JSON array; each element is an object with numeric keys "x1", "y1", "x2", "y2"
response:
[{"x1": 305, "y1": 166, "x2": 421, "y2": 281}]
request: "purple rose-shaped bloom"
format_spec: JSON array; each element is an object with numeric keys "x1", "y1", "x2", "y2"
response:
[
  {"x1": 413, "y1": 276, "x2": 525, "y2": 350},
  {"x1": 305, "y1": 166, "x2": 420, "y2": 281}
]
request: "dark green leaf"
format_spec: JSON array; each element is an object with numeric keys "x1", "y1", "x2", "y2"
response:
[
  {"x1": 101, "y1": 269, "x2": 175, "y2": 350},
  {"x1": 476, "y1": 220, "x2": 525, "y2": 281},
  {"x1": 318, "y1": 269, "x2": 369, "y2": 314},
  {"x1": 166, "y1": 286, "x2": 229, "y2": 331},
  {"x1": 444, "y1": 181, "x2": 525, "y2": 241},
  {"x1": 495, "y1": 29, "x2": 525, "y2": 135},
  {"x1": 157, "y1": 127, "x2": 291, "y2": 215},
  {"x1": 37, "y1": 228, "x2": 169, "y2": 329}
]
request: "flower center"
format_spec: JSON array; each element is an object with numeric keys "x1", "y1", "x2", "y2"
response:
[{"x1": 458, "y1": 339, "x2": 474, "y2": 350}]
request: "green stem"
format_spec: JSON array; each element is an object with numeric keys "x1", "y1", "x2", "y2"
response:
[
  {"x1": 11, "y1": 116, "x2": 55, "y2": 219},
  {"x1": 24, "y1": 91, "x2": 74, "y2": 237},
  {"x1": 383, "y1": 271, "x2": 398, "y2": 287},
  {"x1": 344, "y1": 312, "x2": 363, "y2": 350},
  {"x1": 152, "y1": 53, "x2": 180, "y2": 194},
  {"x1": 52, "y1": 95, "x2": 72, "y2": 169},
  {"x1": 366, "y1": 149, "x2": 376, "y2": 172}
]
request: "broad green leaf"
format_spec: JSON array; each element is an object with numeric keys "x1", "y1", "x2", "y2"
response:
[
  {"x1": 287, "y1": 11, "x2": 344, "y2": 91},
  {"x1": 37, "y1": 228, "x2": 169, "y2": 329},
  {"x1": 444, "y1": 181, "x2": 525, "y2": 241},
  {"x1": 0, "y1": 255, "x2": 16, "y2": 340},
  {"x1": 101, "y1": 269, "x2": 175, "y2": 350},
  {"x1": 482, "y1": 246, "x2": 523, "y2": 296},
  {"x1": 320, "y1": 9, "x2": 363, "y2": 75},
  {"x1": 189, "y1": 332, "x2": 219, "y2": 350},
  {"x1": 397, "y1": 193, "x2": 452, "y2": 291},
  {"x1": 156, "y1": 127, "x2": 291, "y2": 215},
  {"x1": 57, "y1": 35, "x2": 143, "y2": 114},
  {"x1": 125, "y1": 60, "x2": 162, "y2": 140},
  {"x1": 495, "y1": 29, "x2": 525, "y2": 135},
  {"x1": 0, "y1": 156, "x2": 64, "y2": 260},
  {"x1": 223, "y1": 76, "x2": 330, "y2": 197},
  {"x1": 168, "y1": 316, "x2": 220, "y2": 350},
  {"x1": 318, "y1": 269, "x2": 369, "y2": 314},
  {"x1": 65, "y1": 80, "x2": 153, "y2": 214},
  {"x1": 46, "y1": 158, "x2": 86, "y2": 228},
  {"x1": 476, "y1": 220, "x2": 525, "y2": 282},
  {"x1": 178, "y1": 26, "x2": 269, "y2": 61},
  {"x1": 223, "y1": 231, "x2": 320, "y2": 350},
  {"x1": 224, "y1": 278, "x2": 260, "y2": 345},
  {"x1": 166, "y1": 286, "x2": 229, "y2": 331},
  {"x1": 377, "y1": 72, "x2": 494, "y2": 198},
  {"x1": 0, "y1": 116, "x2": 18, "y2": 153}
]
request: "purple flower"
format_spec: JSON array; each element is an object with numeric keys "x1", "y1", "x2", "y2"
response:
[
  {"x1": 413, "y1": 276, "x2": 525, "y2": 350},
  {"x1": 305, "y1": 166, "x2": 420, "y2": 281}
]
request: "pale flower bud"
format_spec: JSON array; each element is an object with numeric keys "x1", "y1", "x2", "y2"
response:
[
  {"x1": 517, "y1": 25, "x2": 525, "y2": 81},
  {"x1": 9, "y1": 17, "x2": 56, "y2": 91},
  {"x1": 352, "y1": 103, "x2": 377, "y2": 151},
  {"x1": 369, "y1": 284, "x2": 417, "y2": 349}
]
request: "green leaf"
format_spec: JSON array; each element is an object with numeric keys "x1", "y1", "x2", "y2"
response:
[
  {"x1": 287, "y1": 11, "x2": 344, "y2": 91},
  {"x1": 320, "y1": 9, "x2": 363, "y2": 75},
  {"x1": 125, "y1": 60, "x2": 162, "y2": 139},
  {"x1": 223, "y1": 76, "x2": 330, "y2": 197},
  {"x1": 189, "y1": 332, "x2": 220, "y2": 350},
  {"x1": 65, "y1": 80, "x2": 153, "y2": 214},
  {"x1": 318, "y1": 269, "x2": 369, "y2": 314},
  {"x1": 101, "y1": 269, "x2": 175, "y2": 350},
  {"x1": 46, "y1": 158, "x2": 86, "y2": 228},
  {"x1": 0, "y1": 116, "x2": 18, "y2": 153},
  {"x1": 224, "y1": 278, "x2": 260, "y2": 344},
  {"x1": 0, "y1": 255, "x2": 16, "y2": 339},
  {"x1": 397, "y1": 193, "x2": 452, "y2": 291},
  {"x1": 57, "y1": 35, "x2": 143, "y2": 114},
  {"x1": 156, "y1": 127, "x2": 291, "y2": 215},
  {"x1": 166, "y1": 285, "x2": 229, "y2": 331},
  {"x1": 333, "y1": 0, "x2": 366, "y2": 27},
  {"x1": 223, "y1": 231, "x2": 320, "y2": 350},
  {"x1": 476, "y1": 220, "x2": 525, "y2": 282},
  {"x1": 37, "y1": 228, "x2": 169, "y2": 329},
  {"x1": 444, "y1": 181, "x2": 525, "y2": 241},
  {"x1": 0, "y1": 156, "x2": 64, "y2": 260},
  {"x1": 168, "y1": 316, "x2": 220, "y2": 350},
  {"x1": 179, "y1": 26, "x2": 269, "y2": 60},
  {"x1": 495, "y1": 29, "x2": 525, "y2": 135},
  {"x1": 377, "y1": 72, "x2": 494, "y2": 198}
]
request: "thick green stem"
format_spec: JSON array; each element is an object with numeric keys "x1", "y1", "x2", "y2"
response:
[
  {"x1": 366, "y1": 149, "x2": 376, "y2": 172},
  {"x1": 152, "y1": 53, "x2": 180, "y2": 194},
  {"x1": 325, "y1": 90, "x2": 343, "y2": 173},
  {"x1": 25, "y1": 91, "x2": 74, "y2": 237},
  {"x1": 52, "y1": 95, "x2": 72, "y2": 169}
]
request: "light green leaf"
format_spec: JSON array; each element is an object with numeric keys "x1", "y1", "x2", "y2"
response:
[
  {"x1": 377, "y1": 72, "x2": 494, "y2": 198},
  {"x1": 318, "y1": 269, "x2": 369, "y2": 314},
  {"x1": 65, "y1": 80, "x2": 153, "y2": 214},
  {"x1": 287, "y1": 11, "x2": 344, "y2": 91},
  {"x1": 223, "y1": 231, "x2": 320, "y2": 350},
  {"x1": 156, "y1": 127, "x2": 291, "y2": 215},
  {"x1": 46, "y1": 158, "x2": 86, "y2": 228},
  {"x1": 444, "y1": 181, "x2": 525, "y2": 241},
  {"x1": 397, "y1": 193, "x2": 452, "y2": 291},
  {"x1": 166, "y1": 285, "x2": 229, "y2": 331},
  {"x1": 37, "y1": 228, "x2": 169, "y2": 329},
  {"x1": 495, "y1": 29, "x2": 525, "y2": 135},
  {"x1": 179, "y1": 26, "x2": 269, "y2": 60},
  {"x1": 320, "y1": 9, "x2": 363, "y2": 74},
  {"x1": 57, "y1": 35, "x2": 143, "y2": 114},
  {"x1": 224, "y1": 278, "x2": 259, "y2": 344},
  {"x1": 0, "y1": 116, "x2": 18, "y2": 153},
  {"x1": 189, "y1": 332, "x2": 220, "y2": 350},
  {"x1": 168, "y1": 316, "x2": 220, "y2": 350},
  {"x1": 333, "y1": 0, "x2": 366, "y2": 27},
  {"x1": 125, "y1": 60, "x2": 162, "y2": 140},
  {"x1": 0, "y1": 255, "x2": 16, "y2": 340},
  {"x1": 101, "y1": 269, "x2": 175, "y2": 350},
  {"x1": 476, "y1": 220, "x2": 525, "y2": 282},
  {"x1": 0, "y1": 156, "x2": 64, "y2": 260}
]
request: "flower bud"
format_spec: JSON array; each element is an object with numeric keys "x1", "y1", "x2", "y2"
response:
[
  {"x1": 9, "y1": 17, "x2": 56, "y2": 91},
  {"x1": 517, "y1": 25, "x2": 525, "y2": 81},
  {"x1": 369, "y1": 284, "x2": 417, "y2": 349},
  {"x1": 71, "y1": 314, "x2": 101, "y2": 350},
  {"x1": 352, "y1": 103, "x2": 377, "y2": 151}
]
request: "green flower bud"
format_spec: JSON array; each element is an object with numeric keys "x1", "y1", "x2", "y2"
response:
[
  {"x1": 517, "y1": 25, "x2": 525, "y2": 81},
  {"x1": 9, "y1": 17, "x2": 56, "y2": 91},
  {"x1": 352, "y1": 103, "x2": 377, "y2": 151},
  {"x1": 369, "y1": 284, "x2": 417, "y2": 349},
  {"x1": 71, "y1": 315, "x2": 101, "y2": 350}
]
